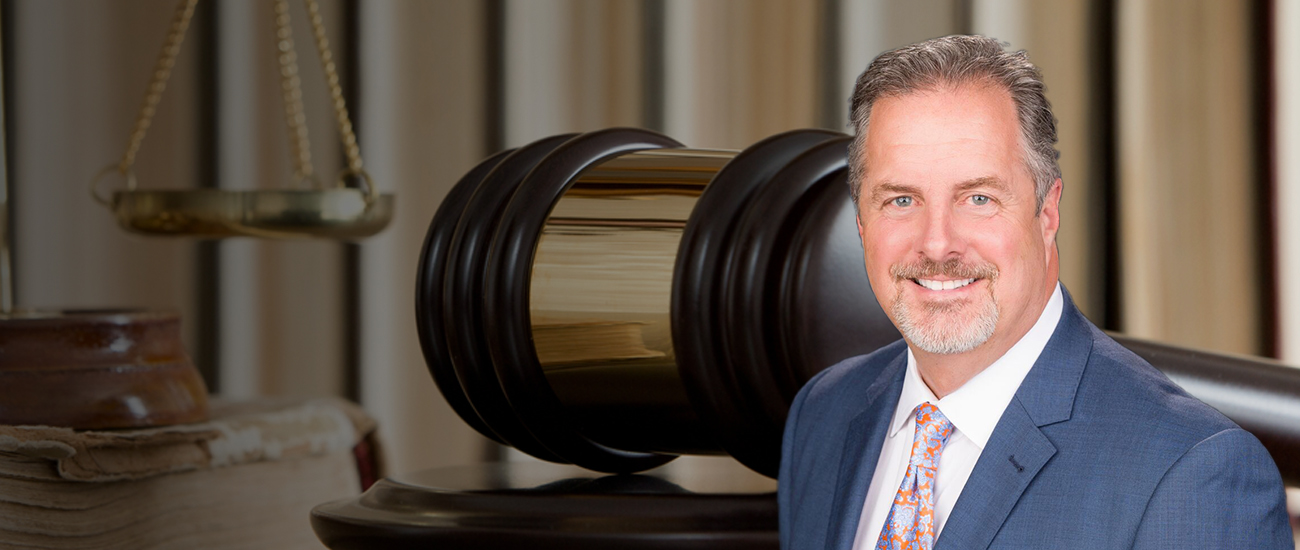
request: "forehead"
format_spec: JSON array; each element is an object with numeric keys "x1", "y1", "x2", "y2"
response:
[{"x1": 862, "y1": 84, "x2": 1027, "y2": 190}]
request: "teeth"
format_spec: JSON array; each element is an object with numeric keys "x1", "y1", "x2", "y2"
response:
[{"x1": 916, "y1": 278, "x2": 975, "y2": 291}]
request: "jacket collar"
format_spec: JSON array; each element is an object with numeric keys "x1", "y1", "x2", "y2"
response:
[
  {"x1": 1010, "y1": 287, "x2": 1092, "y2": 428},
  {"x1": 824, "y1": 350, "x2": 907, "y2": 550},
  {"x1": 934, "y1": 287, "x2": 1094, "y2": 550}
]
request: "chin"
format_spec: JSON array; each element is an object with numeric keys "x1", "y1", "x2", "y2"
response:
[{"x1": 893, "y1": 296, "x2": 999, "y2": 355}]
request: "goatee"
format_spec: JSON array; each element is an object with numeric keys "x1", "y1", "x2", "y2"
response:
[{"x1": 890, "y1": 257, "x2": 999, "y2": 354}]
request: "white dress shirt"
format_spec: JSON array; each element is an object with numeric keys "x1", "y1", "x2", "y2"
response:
[{"x1": 851, "y1": 283, "x2": 1064, "y2": 549}]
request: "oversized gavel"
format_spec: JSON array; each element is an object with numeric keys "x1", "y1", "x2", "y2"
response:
[{"x1": 417, "y1": 128, "x2": 1300, "y2": 481}]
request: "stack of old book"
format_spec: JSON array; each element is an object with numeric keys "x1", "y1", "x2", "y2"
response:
[{"x1": 0, "y1": 397, "x2": 378, "y2": 549}]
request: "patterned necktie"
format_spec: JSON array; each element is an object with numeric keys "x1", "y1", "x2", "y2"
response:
[{"x1": 875, "y1": 402, "x2": 955, "y2": 550}]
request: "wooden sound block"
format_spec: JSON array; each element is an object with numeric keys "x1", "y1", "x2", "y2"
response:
[
  {"x1": 0, "y1": 309, "x2": 208, "y2": 429},
  {"x1": 311, "y1": 459, "x2": 778, "y2": 549}
]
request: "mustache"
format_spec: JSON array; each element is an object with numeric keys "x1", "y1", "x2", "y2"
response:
[{"x1": 890, "y1": 257, "x2": 999, "y2": 281}]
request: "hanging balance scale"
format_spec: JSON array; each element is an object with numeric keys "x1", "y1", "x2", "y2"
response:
[
  {"x1": 91, "y1": 0, "x2": 392, "y2": 239},
  {"x1": 0, "y1": 0, "x2": 389, "y2": 430}
]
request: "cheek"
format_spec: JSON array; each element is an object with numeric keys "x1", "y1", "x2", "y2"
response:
[
  {"x1": 860, "y1": 222, "x2": 899, "y2": 294},
  {"x1": 972, "y1": 233, "x2": 1020, "y2": 263},
  {"x1": 863, "y1": 223, "x2": 922, "y2": 309},
  {"x1": 864, "y1": 215, "x2": 916, "y2": 248},
  {"x1": 861, "y1": 222, "x2": 905, "y2": 271},
  {"x1": 969, "y1": 222, "x2": 1046, "y2": 283}
]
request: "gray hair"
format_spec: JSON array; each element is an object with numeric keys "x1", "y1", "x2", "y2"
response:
[{"x1": 846, "y1": 35, "x2": 1060, "y2": 212}]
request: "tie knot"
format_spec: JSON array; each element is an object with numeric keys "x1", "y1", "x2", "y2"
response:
[{"x1": 909, "y1": 403, "x2": 954, "y2": 468}]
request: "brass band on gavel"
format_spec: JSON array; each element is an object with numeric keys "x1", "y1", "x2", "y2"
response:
[{"x1": 418, "y1": 128, "x2": 1300, "y2": 482}]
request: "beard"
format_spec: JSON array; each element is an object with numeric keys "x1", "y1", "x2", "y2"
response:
[{"x1": 890, "y1": 257, "x2": 999, "y2": 355}]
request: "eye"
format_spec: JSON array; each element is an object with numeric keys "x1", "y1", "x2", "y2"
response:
[
  {"x1": 891, "y1": 196, "x2": 913, "y2": 208},
  {"x1": 970, "y1": 194, "x2": 990, "y2": 206}
]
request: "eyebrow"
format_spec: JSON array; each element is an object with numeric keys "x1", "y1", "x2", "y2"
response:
[
  {"x1": 955, "y1": 176, "x2": 1010, "y2": 193},
  {"x1": 867, "y1": 176, "x2": 1009, "y2": 204},
  {"x1": 868, "y1": 182, "x2": 921, "y2": 205}
]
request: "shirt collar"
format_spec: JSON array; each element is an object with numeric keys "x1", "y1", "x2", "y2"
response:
[{"x1": 887, "y1": 283, "x2": 1065, "y2": 447}]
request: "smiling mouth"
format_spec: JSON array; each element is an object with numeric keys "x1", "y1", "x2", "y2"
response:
[
  {"x1": 891, "y1": 258, "x2": 998, "y2": 293},
  {"x1": 912, "y1": 278, "x2": 978, "y2": 291}
]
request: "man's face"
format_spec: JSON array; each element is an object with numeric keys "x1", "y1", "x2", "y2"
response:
[{"x1": 855, "y1": 84, "x2": 1060, "y2": 356}]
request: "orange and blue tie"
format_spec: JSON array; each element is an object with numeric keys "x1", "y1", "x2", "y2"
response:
[{"x1": 875, "y1": 403, "x2": 955, "y2": 550}]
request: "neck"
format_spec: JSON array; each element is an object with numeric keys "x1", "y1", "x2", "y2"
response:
[
  {"x1": 912, "y1": 282, "x2": 1057, "y2": 398},
  {"x1": 913, "y1": 349, "x2": 1000, "y2": 399}
]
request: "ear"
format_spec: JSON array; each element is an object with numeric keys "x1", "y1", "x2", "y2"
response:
[
  {"x1": 1039, "y1": 178, "x2": 1062, "y2": 245},
  {"x1": 856, "y1": 205, "x2": 867, "y2": 244}
]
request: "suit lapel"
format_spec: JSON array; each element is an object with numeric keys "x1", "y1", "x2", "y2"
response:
[
  {"x1": 824, "y1": 352, "x2": 907, "y2": 550},
  {"x1": 934, "y1": 290, "x2": 1094, "y2": 550},
  {"x1": 933, "y1": 401, "x2": 1055, "y2": 550}
]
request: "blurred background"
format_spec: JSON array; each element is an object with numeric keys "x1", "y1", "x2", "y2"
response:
[{"x1": 6, "y1": 0, "x2": 1298, "y2": 475}]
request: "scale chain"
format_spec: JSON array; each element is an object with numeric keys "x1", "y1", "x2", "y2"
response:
[
  {"x1": 275, "y1": 0, "x2": 316, "y2": 186},
  {"x1": 304, "y1": 0, "x2": 363, "y2": 176},
  {"x1": 119, "y1": 0, "x2": 199, "y2": 178},
  {"x1": 93, "y1": 0, "x2": 372, "y2": 206}
]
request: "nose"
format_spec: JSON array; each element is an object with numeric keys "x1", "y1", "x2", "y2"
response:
[{"x1": 919, "y1": 203, "x2": 964, "y2": 261}]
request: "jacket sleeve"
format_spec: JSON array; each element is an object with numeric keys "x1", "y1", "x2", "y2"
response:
[{"x1": 1131, "y1": 427, "x2": 1291, "y2": 549}]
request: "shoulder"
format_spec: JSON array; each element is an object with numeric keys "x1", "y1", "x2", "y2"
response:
[
  {"x1": 1026, "y1": 299, "x2": 1275, "y2": 486},
  {"x1": 1131, "y1": 424, "x2": 1291, "y2": 547},
  {"x1": 1076, "y1": 325, "x2": 1242, "y2": 450},
  {"x1": 781, "y1": 339, "x2": 905, "y2": 478},
  {"x1": 1063, "y1": 323, "x2": 1283, "y2": 501},
  {"x1": 1086, "y1": 327, "x2": 1286, "y2": 505},
  {"x1": 782, "y1": 339, "x2": 905, "y2": 452},
  {"x1": 1022, "y1": 317, "x2": 1288, "y2": 546},
  {"x1": 780, "y1": 340, "x2": 907, "y2": 550}
]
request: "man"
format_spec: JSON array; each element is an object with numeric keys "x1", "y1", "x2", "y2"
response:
[{"x1": 778, "y1": 35, "x2": 1290, "y2": 550}]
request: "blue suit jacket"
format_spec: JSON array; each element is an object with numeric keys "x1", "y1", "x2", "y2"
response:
[{"x1": 779, "y1": 292, "x2": 1291, "y2": 549}]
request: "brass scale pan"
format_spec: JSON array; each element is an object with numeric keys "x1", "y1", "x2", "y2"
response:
[{"x1": 417, "y1": 128, "x2": 1300, "y2": 481}]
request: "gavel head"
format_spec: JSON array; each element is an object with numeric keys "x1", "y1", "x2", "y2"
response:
[{"x1": 416, "y1": 128, "x2": 900, "y2": 478}]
